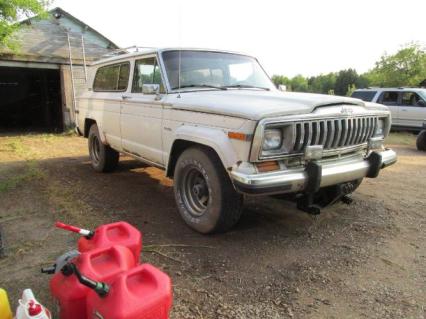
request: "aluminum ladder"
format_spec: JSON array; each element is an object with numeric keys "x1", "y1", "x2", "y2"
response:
[{"x1": 66, "y1": 32, "x2": 88, "y2": 130}]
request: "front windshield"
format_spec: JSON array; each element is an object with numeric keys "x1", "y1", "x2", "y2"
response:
[
  {"x1": 161, "y1": 50, "x2": 275, "y2": 91},
  {"x1": 419, "y1": 90, "x2": 426, "y2": 101}
]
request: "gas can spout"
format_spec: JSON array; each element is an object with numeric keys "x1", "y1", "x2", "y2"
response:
[
  {"x1": 65, "y1": 263, "x2": 110, "y2": 297},
  {"x1": 55, "y1": 221, "x2": 95, "y2": 239}
]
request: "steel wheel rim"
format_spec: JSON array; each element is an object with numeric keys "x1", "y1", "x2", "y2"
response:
[
  {"x1": 91, "y1": 135, "x2": 100, "y2": 163},
  {"x1": 181, "y1": 167, "x2": 209, "y2": 217}
]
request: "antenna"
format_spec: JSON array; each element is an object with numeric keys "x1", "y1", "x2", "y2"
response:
[{"x1": 177, "y1": 2, "x2": 182, "y2": 98}]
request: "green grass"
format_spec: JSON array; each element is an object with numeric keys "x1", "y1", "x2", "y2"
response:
[
  {"x1": 385, "y1": 132, "x2": 416, "y2": 146},
  {"x1": 0, "y1": 161, "x2": 45, "y2": 193}
]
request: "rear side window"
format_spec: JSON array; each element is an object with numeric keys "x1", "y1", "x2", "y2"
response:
[
  {"x1": 401, "y1": 92, "x2": 424, "y2": 107},
  {"x1": 93, "y1": 62, "x2": 130, "y2": 92},
  {"x1": 351, "y1": 91, "x2": 377, "y2": 102},
  {"x1": 378, "y1": 91, "x2": 399, "y2": 106}
]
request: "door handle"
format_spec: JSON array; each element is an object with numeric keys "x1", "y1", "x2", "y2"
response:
[{"x1": 122, "y1": 95, "x2": 132, "y2": 100}]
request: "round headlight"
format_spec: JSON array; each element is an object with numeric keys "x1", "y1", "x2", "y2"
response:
[
  {"x1": 262, "y1": 129, "x2": 282, "y2": 151},
  {"x1": 375, "y1": 119, "x2": 385, "y2": 137}
]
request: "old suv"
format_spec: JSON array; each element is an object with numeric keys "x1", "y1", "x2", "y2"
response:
[
  {"x1": 76, "y1": 48, "x2": 397, "y2": 234},
  {"x1": 352, "y1": 87, "x2": 426, "y2": 131}
]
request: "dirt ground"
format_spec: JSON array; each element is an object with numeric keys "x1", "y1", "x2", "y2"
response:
[{"x1": 0, "y1": 132, "x2": 425, "y2": 319}]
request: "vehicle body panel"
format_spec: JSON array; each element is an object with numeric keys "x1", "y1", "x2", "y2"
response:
[{"x1": 77, "y1": 48, "x2": 397, "y2": 198}]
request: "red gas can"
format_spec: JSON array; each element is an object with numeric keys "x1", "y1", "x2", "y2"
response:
[
  {"x1": 56, "y1": 221, "x2": 142, "y2": 264},
  {"x1": 86, "y1": 264, "x2": 172, "y2": 319},
  {"x1": 50, "y1": 245, "x2": 136, "y2": 319}
]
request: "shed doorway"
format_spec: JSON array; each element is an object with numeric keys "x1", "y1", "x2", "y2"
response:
[{"x1": 0, "y1": 66, "x2": 63, "y2": 132}]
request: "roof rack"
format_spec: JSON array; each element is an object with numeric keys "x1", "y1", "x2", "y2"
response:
[{"x1": 101, "y1": 46, "x2": 157, "y2": 58}]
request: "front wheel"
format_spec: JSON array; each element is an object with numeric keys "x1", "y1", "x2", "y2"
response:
[
  {"x1": 88, "y1": 124, "x2": 119, "y2": 172},
  {"x1": 173, "y1": 146, "x2": 243, "y2": 234}
]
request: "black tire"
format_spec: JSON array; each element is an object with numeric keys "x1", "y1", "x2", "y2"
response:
[
  {"x1": 416, "y1": 130, "x2": 426, "y2": 151},
  {"x1": 88, "y1": 124, "x2": 119, "y2": 172},
  {"x1": 173, "y1": 146, "x2": 243, "y2": 234}
]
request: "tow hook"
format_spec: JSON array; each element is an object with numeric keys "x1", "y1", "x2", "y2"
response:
[
  {"x1": 297, "y1": 180, "x2": 356, "y2": 215},
  {"x1": 297, "y1": 193, "x2": 321, "y2": 215}
]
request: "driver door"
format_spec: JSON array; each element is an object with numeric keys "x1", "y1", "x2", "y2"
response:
[{"x1": 120, "y1": 56, "x2": 165, "y2": 165}]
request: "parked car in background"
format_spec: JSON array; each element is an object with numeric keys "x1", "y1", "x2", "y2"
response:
[
  {"x1": 351, "y1": 88, "x2": 426, "y2": 132},
  {"x1": 76, "y1": 48, "x2": 397, "y2": 234}
]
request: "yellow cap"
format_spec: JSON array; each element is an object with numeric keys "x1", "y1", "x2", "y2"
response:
[{"x1": 0, "y1": 288, "x2": 13, "y2": 319}]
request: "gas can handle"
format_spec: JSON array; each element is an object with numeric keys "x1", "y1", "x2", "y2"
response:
[{"x1": 55, "y1": 222, "x2": 94, "y2": 239}]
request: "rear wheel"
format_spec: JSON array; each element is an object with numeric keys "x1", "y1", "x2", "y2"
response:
[
  {"x1": 416, "y1": 130, "x2": 426, "y2": 151},
  {"x1": 88, "y1": 124, "x2": 119, "y2": 172},
  {"x1": 173, "y1": 146, "x2": 243, "y2": 234}
]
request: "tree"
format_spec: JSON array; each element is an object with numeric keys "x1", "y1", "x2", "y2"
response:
[
  {"x1": 365, "y1": 43, "x2": 426, "y2": 87},
  {"x1": 290, "y1": 75, "x2": 309, "y2": 92},
  {"x1": 0, "y1": 0, "x2": 48, "y2": 49},
  {"x1": 308, "y1": 73, "x2": 336, "y2": 94},
  {"x1": 334, "y1": 69, "x2": 361, "y2": 96},
  {"x1": 271, "y1": 75, "x2": 291, "y2": 88}
]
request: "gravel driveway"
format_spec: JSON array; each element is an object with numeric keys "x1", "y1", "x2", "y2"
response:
[{"x1": 0, "y1": 132, "x2": 424, "y2": 318}]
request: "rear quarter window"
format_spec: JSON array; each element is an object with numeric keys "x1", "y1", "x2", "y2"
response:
[
  {"x1": 93, "y1": 62, "x2": 130, "y2": 92},
  {"x1": 351, "y1": 91, "x2": 377, "y2": 102}
]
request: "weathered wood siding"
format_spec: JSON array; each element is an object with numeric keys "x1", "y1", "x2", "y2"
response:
[{"x1": 0, "y1": 7, "x2": 118, "y2": 64}]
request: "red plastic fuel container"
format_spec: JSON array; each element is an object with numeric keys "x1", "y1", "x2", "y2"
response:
[
  {"x1": 86, "y1": 263, "x2": 172, "y2": 319},
  {"x1": 56, "y1": 221, "x2": 142, "y2": 263},
  {"x1": 50, "y1": 245, "x2": 136, "y2": 319}
]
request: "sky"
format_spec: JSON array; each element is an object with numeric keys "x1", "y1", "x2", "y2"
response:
[{"x1": 53, "y1": 0, "x2": 426, "y2": 78}]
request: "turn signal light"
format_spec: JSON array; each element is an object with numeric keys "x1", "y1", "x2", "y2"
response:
[
  {"x1": 256, "y1": 161, "x2": 280, "y2": 173},
  {"x1": 228, "y1": 132, "x2": 249, "y2": 141}
]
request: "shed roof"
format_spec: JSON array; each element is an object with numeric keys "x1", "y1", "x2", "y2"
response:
[{"x1": 0, "y1": 7, "x2": 120, "y2": 65}]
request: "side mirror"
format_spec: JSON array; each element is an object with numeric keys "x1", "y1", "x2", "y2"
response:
[
  {"x1": 417, "y1": 99, "x2": 426, "y2": 107},
  {"x1": 142, "y1": 84, "x2": 160, "y2": 95}
]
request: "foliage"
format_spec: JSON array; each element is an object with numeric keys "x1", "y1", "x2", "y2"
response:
[
  {"x1": 0, "y1": 0, "x2": 48, "y2": 49},
  {"x1": 334, "y1": 69, "x2": 361, "y2": 96},
  {"x1": 272, "y1": 43, "x2": 426, "y2": 96},
  {"x1": 365, "y1": 43, "x2": 426, "y2": 87},
  {"x1": 308, "y1": 73, "x2": 336, "y2": 95}
]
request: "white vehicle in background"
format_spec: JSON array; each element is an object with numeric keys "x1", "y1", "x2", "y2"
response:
[
  {"x1": 76, "y1": 48, "x2": 397, "y2": 234},
  {"x1": 351, "y1": 88, "x2": 426, "y2": 132}
]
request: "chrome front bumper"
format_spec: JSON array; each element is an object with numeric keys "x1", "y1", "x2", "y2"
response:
[{"x1": 230, "y1": 149, "x2": 397, "y2": 195}]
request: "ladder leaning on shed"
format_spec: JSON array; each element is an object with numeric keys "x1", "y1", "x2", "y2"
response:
[{"x1": 66, "y1": 32, "x2": 88, "y2": 130}]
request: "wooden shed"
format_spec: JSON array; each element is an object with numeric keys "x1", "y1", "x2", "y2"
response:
[{"x1": 0, "y1": 7, "x2": 119, "y2": 132}]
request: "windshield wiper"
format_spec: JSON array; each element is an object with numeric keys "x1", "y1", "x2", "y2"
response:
[
  {"x1": 172, "y1": 84, "x2": 227, "y2": 90},
  {"x1": 222, "y1": 84, "x2": 270, "y2": 91}
]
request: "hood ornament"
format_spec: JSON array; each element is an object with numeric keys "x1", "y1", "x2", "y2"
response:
[{"x1": 340, "y1": 107, "x2": 354, "y2": 115}]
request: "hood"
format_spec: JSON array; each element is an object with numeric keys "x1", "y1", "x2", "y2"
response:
[{"x1": 165, "y1": 90, "x2": 387, "y2": 120}]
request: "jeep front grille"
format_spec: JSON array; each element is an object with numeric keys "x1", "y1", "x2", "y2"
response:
[{"x1": 292, "y1": 116, "x2": 379, "y2": 153}]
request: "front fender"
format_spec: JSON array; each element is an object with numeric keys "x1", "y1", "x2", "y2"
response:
[{"x1": 168, "y1": 125, "x2": 239, "y2": 173}]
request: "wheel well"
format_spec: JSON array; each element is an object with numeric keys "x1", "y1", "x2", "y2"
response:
[
  {"x1": 167, "y1": 140, "x2": 221, "y2": 178},
  {"x1": 84, "y1": 118, "x2": 96, "y2": 138}
]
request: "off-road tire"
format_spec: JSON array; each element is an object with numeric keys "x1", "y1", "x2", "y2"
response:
[
  {"x1": 416, "y1": 130, "x2": 426, "y2": 151},
  {"x1": 88, "y1": 124, "x2": 119, "y2": 172},
  {"x1": 173, "y1": 146, "x2": 243, "y2": 234}
]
